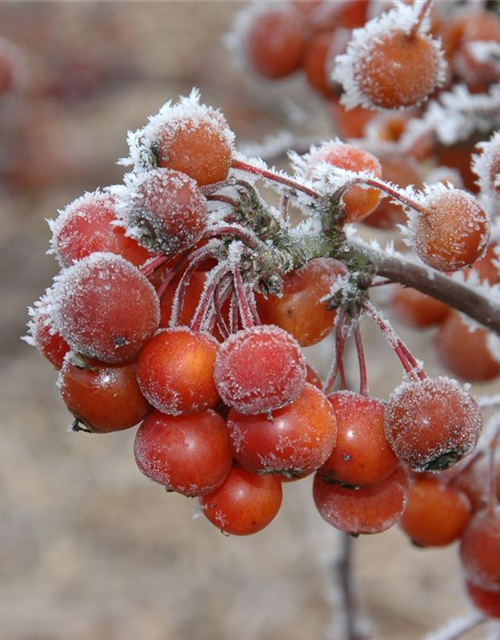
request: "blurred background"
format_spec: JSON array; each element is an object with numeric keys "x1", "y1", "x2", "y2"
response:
[{"x1": 0, "y1": 3, "x2": 497, "y2": 639}]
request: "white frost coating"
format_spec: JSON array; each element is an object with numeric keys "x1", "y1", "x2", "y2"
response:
[
  {"x1": 24, "y1": 288, "x2": 57, "y2": 349},
  {"x1": 51, "y1": 251, "x2": 160, "y2": 363},
  {"x1": 473, "y1": 130, "x2": 500, "y2": 201},
  {"x1": 332, "y1": 2, "x2": 446, "y2": 111},
  {"x1": 290, "y1": 140, "x2": 382, "y2": 204},
  {"x1": 401, "y1": 84, "x2": 500, "y2": 150},
  {"x1": 230, "y1": 150, "x2": 319, "y2": 212},
  {"x1": 214, "y1": 324, "x2": 307, "y2": 414},
  {"x1": 111, "y1": 168, "x2": 207, "y2": 255},
  {"x1": 48, "y1": 190, "x2": 115, "y2": 265},
  {"x1": 423, "y1": 613, "x2": 486, "y2": 640},
  {"x1": 120, "y1": 88, "x2": 235, "y2": 173},
  {"x1": 468, "y1": 40, "x2": 500, "y2": 67}
]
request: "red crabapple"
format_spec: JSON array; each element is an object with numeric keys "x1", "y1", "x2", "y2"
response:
[
  {"x1": 400, "y1": 476, "x2": 471, "y2": 547},
  {"x1": 303, "y1": 141, "x2": 382, "y2": 223},
  {"x1": 413, "y1": 188, "x2": 489, "y2": 272},
  {"x1": 320, "y1": 391, "x2": 398, "y2": 487},
  {"x1": 154, "y1": 100, "x2": 233, "y2": 186},
  {"x1": 59, "y1": 360, "x2": 150, "y2": 433},
  {"x1": 434, "y1": 311, "x2": 500, "y2": 383},
  {"x1": 214, "y1": 325, "x2": 306, "y2": 414},
  {"x1": 50, "y1": 191, "x2": 153, "y2": 267},
  {"x1": 256, "y1": 258, "x2": 345, "y2": 347},
  {"x1": 137, "y1": 327, "x2": 220, "y2": 415},
  {"x1": 134, "y1": 410, "x2": 232, "y2": 496},
  {"x1": 227, "y1": 383, "x2": 337, "y2": 478},
  {"x1": 119, "y1": 169, "x2": 208, "y2": 256},
  {"x1": 313, "y1": 464, "x2": 409, "y2": 535},
  {"x1": 333, "y1": 5, "x2": 445, "y2": 110},
  {"x1": 242, "y1": 7, "x2": 308, "y2": 80},
  {"x1": 200, "y1": 465, "x2": 283, "y2": 535},
  {"x1": 51, "y1": 252, "x2": 160, "y2": 364},
  {"x1": 460, "y1": 507, "x2": 500, "y2": 591},
  {"x1": 384, "y1": 377, "x2": 482, "y2": 472}
]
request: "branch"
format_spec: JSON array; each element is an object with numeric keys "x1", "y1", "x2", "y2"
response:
[
  {"x1": 351, "y1": 239, "x2": 500, "y2": 334},
  {"x1": 330, "y1": 533, "x2": 369, "y2": 640}
]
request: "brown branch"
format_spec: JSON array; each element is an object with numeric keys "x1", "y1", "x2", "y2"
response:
[
  {"x1": 352, "y1": 240, "x2": 500, "y2": 334},
  {"x1": 332, "y1": 534, "x2": 368, "y2": 640}
]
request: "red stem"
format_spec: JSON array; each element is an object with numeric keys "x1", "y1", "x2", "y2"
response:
[
  {"x1": 140, "y1": 254, "x2": 170, "y2": 277},
  {"x1": 231, "y1": 158, "x2": 321, "y2": 200},
  {"x1": 324, "y1": 307, "x2": 348, "y2": 395},
  {"x1": 362, "y1": 300, "x2": 424, "y2": 381},
  {"x1": 409, "y1": 0, "x2": 434, "y2": 39},
  {"x1": 354, "y1": 324, "x2": 368, "y2": 396},
  {"x1": 190, "y1": 263, "x2": 231, "y2": 333},
  {"x1": 170, "y1": 243, "x2": 221, "y2": 327},
  {"x1": 233, "y1": 262, "x2": 255, "y2": 329}
]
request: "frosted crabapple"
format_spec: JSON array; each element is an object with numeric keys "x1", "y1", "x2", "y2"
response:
[
  {"x1": 226, "y1": 383, "x2": 337, "y2": 478},
  {"x1": 134, "y1": 410, "x2": 233, "y2": 497},
  {"x1": 313, "y1": 464, "x2": 409, "y2": 535},
  {"x1": 51, "y1": 252, "x2": 160, "y2": 364},
  {"x1": 126, "y1": 90, "x2": 234, "y2": 186},
  {"x1": 384, "y1": 378, "x2": 482, "y2": 472},
  {"x1": 27, "y1": 5, "x2": 500, "y2": 627},
  {"x1": 410, "y1": 187, "x2": 490, "y2": 272},
  {"x1": 199, "y1": 465, "x2": 283, "y2": 536},
  {"x1": 115, "y1": 169, "x2": 208, "y2": 256},
  {"x1": 50, "y1": 191, "x2": 153, "y2": 267},
  {"x1": 298, "y1": 140, "x2": 382, "y2": 222},
  {"x1": 214, "y1": 325, "x2": 306, "y2": 414},
  {"x1": 333, "y1": 3, "x2": 446, "y2": 110}
]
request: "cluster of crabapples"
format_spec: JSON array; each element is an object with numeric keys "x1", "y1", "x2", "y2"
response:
[{"x1": 24, "y1": 0, "x2": 500, "y2": 623}]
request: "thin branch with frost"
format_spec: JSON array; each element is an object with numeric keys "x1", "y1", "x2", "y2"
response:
[
  {"x1": 423, "y1": 612, "x2": 486, "y2": 640},
  {"x1": 350, "y1": 236, "x2": 500, "y2": 333},
  {"x1": 328, "y1": 533, "x2": 369, "y2": 640}
]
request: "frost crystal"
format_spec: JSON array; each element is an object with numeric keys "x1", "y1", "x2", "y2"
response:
[
  {"x1": 120, "y1": 89, "x2": 235, "y2": 173},
  {"x1": 472, "y1": 130, "x2": 500, "y2": 200},
  {"x1": 332, "y1": 2, "x2": 446, "y2": 111}
]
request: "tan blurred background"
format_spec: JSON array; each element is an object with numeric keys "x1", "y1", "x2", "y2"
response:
[{"x1": 0, "y1": 3, "x2": 497, "y2": 639}]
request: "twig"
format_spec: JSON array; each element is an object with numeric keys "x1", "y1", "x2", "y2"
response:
[{"x1": 351, "y1": 238, "x2": 500, "y2": 334}]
